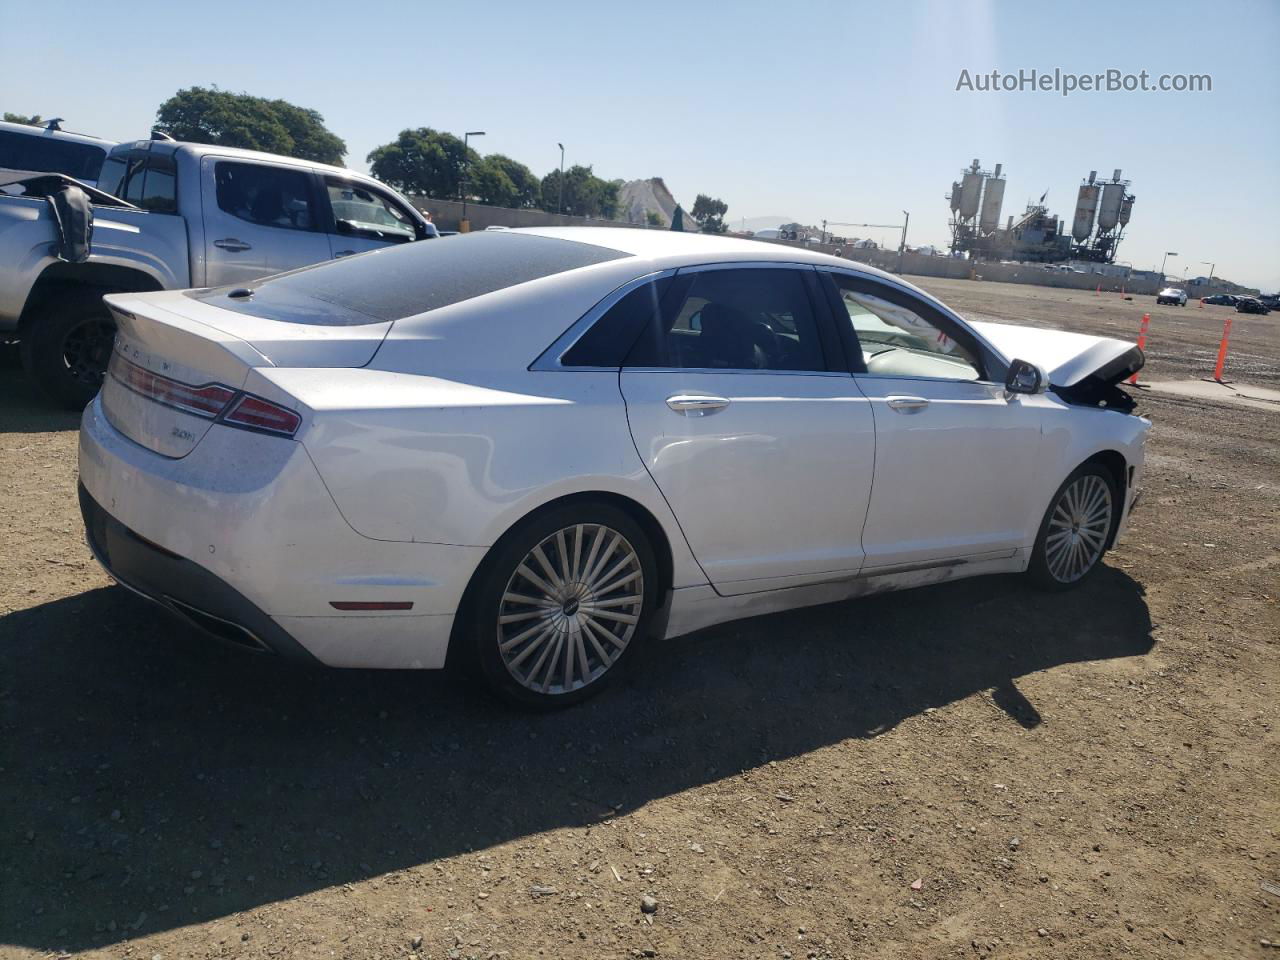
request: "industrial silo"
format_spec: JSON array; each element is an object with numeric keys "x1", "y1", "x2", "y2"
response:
[
  {"x1": 1098, "y1": 172, "x2": 1126, "y2": 233},
  {"x1": 950, "y1": 182, "x2": 962, "y2": 213},
  {"x1": 1118, "y1": 195, "x2": 1134, "y2": 226},
  {"x1": 959, "y1": 170, "x2": 984, "y2": 219},
  {"x1": 979, "y1": 170, "x2": 1005, "y2": 234},
  {"x1": 1073, "y1": 181, "x2": 1100, "y2": 243}
]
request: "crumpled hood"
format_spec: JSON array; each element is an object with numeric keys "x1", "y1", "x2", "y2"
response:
[{"x1": 970, "y1": 320, "x2": 1143, "y2": 387}]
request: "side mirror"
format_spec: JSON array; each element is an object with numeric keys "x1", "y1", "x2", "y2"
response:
[{"x1": 1005, "y1": 358, "x2": 1048, "y2": 395}]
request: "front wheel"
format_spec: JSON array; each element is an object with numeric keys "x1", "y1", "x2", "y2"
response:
[
  {"x1": 19, "y1": 293, "x2": 117, "y2": 409},
  {"x1": 1027, "y1": 464, "x2": 1117, "y2": 590},
  {"x1": 466, "y1": 502, "x2": 659, "y2": 708}
]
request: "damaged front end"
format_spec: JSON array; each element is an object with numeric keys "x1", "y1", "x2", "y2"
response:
[{"x1": 970, "y1": 320, "x2": 1145, "y2": 414}]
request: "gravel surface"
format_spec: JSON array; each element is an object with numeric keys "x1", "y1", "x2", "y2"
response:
[{"x1": 1, "y1": 282, "x2": 1277, "y2": 959}]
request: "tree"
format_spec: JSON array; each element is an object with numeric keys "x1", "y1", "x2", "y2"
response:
[
  {"x1": 367, "y1": 128, "x2": 479, "y2": 199},
  {"x1": 691, "y1": 193, "x2": 728, "y2": 233},
  {"x1": 154, "y1": 87, "x2": 345, "y2": 165},
  {"x1": 472, "y1": 154, "x2": 540, "y2": 208},
  {"x1": 4, "y1": 113, "x2": 42, "y2": 126},
  {"x1": 539, "y1": 165, "x2": 619, "y2": 219},
  {"x1": 645, "y1": 209, "x2": 666, "y2": 228}
]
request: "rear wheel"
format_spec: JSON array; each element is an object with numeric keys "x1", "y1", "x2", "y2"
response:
[
  {"x1": 466, "y1": 502, "x2": 658, "y2": 708},
  {"x1": 20, "y1": 293, "x2": 116, "y2": 409},
  {"x1": 1027, "y1": 464, "x2": 1117, "y2": 590}
]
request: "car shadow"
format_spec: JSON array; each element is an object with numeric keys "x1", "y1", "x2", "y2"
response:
[
  {"x1": 0, "y1": 567, "x2": 1152, "y2": 952},
  {"x1": 0, "y1": 353, "x2": 81, "y2": 434}
]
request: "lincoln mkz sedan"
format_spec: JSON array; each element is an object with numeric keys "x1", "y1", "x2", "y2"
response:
[{"x1": 79, "y1": 229, "x2": 1149, "y2": 706}]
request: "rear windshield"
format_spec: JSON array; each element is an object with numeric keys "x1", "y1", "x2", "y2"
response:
[
  {"x1": 190, "y1": 232, "x2": 630, "y2": 325},
  {"x1": 0, "y1": 130, "x2": 108, "y2": 182}
]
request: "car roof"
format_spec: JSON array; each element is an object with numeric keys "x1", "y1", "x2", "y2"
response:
[
  {"x1": 110, "y1": 139, "x2": 379, "y2": 183},
  {"x1": 0, "y1": 120, "x2": 116, "y2": 148},
  {"x1": 511, "y1": 226, "x2": 910, "y2": 285}
]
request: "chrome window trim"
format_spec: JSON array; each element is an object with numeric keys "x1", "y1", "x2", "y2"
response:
[
  {"x1": 820, "y1": 266, "x2": 1011, "y2": 377},
  {"x1": 530, "y1": 269, "x2": 676, "y2": 371},
  {"x1": 675, "y1": 261, "x2": 820, "y2": 274},
  {"x1": 622, "y1": 366, "x2": 851, "y2": 378}
]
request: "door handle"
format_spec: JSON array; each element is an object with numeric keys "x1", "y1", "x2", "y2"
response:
[
  {"x1": 666, "y1": 394, "x2": 731, "y2": 416},
  {"x1": 333, "y1": 249, "x2": 356, "y2": 258},
  {"x1": 886, "y1": 395, "x2": 930, "y2": 411},
  {"x1": 213, "y1": 238, "x2": 252, "y2": 252}
]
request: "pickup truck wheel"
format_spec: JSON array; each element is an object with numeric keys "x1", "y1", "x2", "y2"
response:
[{"x1": 20, "y1": 294, "x2": 117, "y2": 410}]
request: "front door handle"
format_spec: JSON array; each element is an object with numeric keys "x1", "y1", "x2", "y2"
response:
[
  {"x1": 666, "y1": 394, "x2": 731, "y2": 416},
  {"x1": 886, "y1": 395, "x2": 930, "y2": 412},
  {"x1": 213, "y1": 238, "x2": 252, "y2": 252}
]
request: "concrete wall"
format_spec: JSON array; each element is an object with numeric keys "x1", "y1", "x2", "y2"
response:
[{"x1": 407, "y1": 196, "x2": 657, "y2": 233}]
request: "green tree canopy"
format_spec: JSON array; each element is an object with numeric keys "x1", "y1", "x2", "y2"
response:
[
  {"x1": 691, "y1": 193, "x2": 729, "y2": 233},
  {"x1": 539, "y1": 165, "x2": 619, "y2": 219},
  {"x1": 367, "y1": 128, "x2": 479, "y2": 199},
  {"x1": 154, "y1": 87, "x2": 346, "y2": 165},
  {"x1": 4, "y1": 113, "x2": 42, "y2": 126},
  {"x1": 473, "y1": 154, "x2": 541, "y2": 209}
]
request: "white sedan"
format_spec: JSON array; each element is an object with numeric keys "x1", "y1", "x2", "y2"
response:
[{"x1": 79, "y1": 228, "x2": 1149, "y2": 706}]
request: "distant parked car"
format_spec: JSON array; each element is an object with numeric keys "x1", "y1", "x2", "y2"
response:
[
  {"x1": 1156, "y1": 288, "x2": 1188, "y2": 306},
  {"x1": 0, "y1": 119, "x2": 115, "y2": 186},
  {"x1": 1258, "y1": 294, "x2": 1280, "y2": 311},
  {"x1": 1234, "y1": 297, "x2": 1270, "y2": 315},
  {"x1": 1200, "y1": 294, "x2": 1238, "y2": 306}
]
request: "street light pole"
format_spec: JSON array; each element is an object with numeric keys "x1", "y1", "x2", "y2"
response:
[
  {"x1": 557, "y1": 142, "x2": 565, "y2": 216},
  {"x1": 897, "y1": 211, "x2": 909, "y2": 274},
  {"x1": 1201, "y1": 260, "x2": 1215, "y2": 286},
  {"x1": 1159, "y1": 251, "x2": 1177, "y2": 279},
  {"x1": 461, "y1": 130, "x2": 485, "y2": 228}
]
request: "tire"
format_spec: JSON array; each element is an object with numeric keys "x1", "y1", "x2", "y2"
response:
[
  {"x1": 1027, "y1": 463, "x2": 1118, "y2": 591},
  {"x1": 464, "y1": 501, "x2": 659, "y2": 709},
  {"x1": 19, "y1": 292, "x2": 117, "y2": 410}
]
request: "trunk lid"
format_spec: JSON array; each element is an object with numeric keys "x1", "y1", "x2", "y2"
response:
[
  {"x1": 101, "y1": 290, "x2": 391, "y2": 458},
  {"x1": 969, "y1": 320, "x2": 1143, "y2": 388}
]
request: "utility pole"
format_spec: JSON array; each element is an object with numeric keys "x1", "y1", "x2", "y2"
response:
[
  {"x1": 557, "y1": 142, "x2": 565, "y2": 216},
  {"x1": 1201, "y1": 260, "x2": 1215, "y2": 286},
  {"x1": 897, "y1": 211, "x2": 910, "y2": 274},
  {"x1": 461, "y1": 130, "x2": 485, "y2": 229},
  {"x1": 1159, "y1": 251, "x2": 1178, "y2": 279},
  {"x1": 821, "y1": 219, "x2": 827, "y2": 244}
]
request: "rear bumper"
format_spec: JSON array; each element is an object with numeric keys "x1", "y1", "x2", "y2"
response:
[
  {"x1": 80, "y1": 483, "x2": 319, "y2": 663},
  {"x1": 78, "y1": 394, "x2": 486, "y2": 668}
]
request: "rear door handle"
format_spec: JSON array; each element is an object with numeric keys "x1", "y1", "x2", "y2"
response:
[
  {"x1": 333, "y1": 249, "x2": 356, "y2": 258},
  {"x1": 213, "y1": 238, "x2": 251, "y2": 252},
  {"x1": 666, "y1": 394, "x2": 731, "y2": 416},
  {"x1": 886, "y1": 395, "x2": 930, "y2": 411}
]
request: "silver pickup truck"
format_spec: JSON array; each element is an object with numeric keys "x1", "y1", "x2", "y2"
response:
[{"x1": 0, "y1": 138, "x2": 435, "y2": 407}]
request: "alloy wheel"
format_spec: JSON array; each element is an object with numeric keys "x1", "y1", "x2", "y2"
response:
[
  {"x1": 61, "y1": 318, "x2": 116, "y2": 388},
  {"x1": 496, "y1": 523, "x2": 645, "y2": 695},
  {"x1": 1044, "y1": 474, "x2": 1112, "y2": 583}
]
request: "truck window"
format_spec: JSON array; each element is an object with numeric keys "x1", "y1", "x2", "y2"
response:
[
  {"x1": 325, "y1": 178, "x2": 418, "y2": 242},
  {"x1": 215, "y1": 161, "x2": 316, "y2": 232},
  {"x1": 118, "y1": 153, "x2": 177, "y2": 213}
]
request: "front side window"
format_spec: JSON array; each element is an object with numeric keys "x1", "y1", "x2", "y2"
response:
[
  {"x1": 117, "y1": 153, "x2": 177, "y2": 213},
  {"x1": 626, "y1": 268, "x2": 826, "y2": 372},
  {"x1": 215, "y1": 161, "x2": 316, "y2": 231},
  {"x1": 326, "y1": 178, "x2": 417, "y2": 242},
  {"x1": 830, "y1": 275, "x2": 982, "y2": 381}
]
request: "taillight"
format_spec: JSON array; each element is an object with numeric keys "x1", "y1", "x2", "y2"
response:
[
  {"x1": 224, "y1": 394, "x2": 302, "y2": 437},
  {"x1": 109, "y1": 353, "x2": 301, "y2": 438}
]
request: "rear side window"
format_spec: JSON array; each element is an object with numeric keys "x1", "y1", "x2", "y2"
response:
[
  {"x1": 0, "y1": 130, "x2": 107, "y2": 181},
  {"x1": 561, "y1": 277, "x2": 674, "y2": 368},
  {"x1": 625, "y1": 268, "x2": 827, "y2": 372},
  {"x1": 215, "y1": 161, "x2": 316, "y2": 231},
  {"x1": 191, "y1": 231, "x2": 630, "y2": 325}
]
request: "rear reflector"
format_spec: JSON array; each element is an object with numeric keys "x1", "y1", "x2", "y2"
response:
[
  {"x1": 109, "y1": 352, "x2": 301, "y2": 438},
  {"x1": 329, "y1": 601, "x2": 415, "y2": 611}
]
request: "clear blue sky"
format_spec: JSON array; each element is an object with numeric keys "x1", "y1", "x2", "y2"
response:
[{"x1": 4, "y1": 0, "x2": 1278, "y2": 289}]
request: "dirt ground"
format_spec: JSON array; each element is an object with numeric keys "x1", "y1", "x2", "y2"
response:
[{"x1": 1, "y1": 280, "x2": 1277, "y2": 960}]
